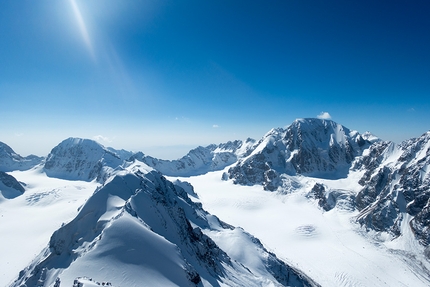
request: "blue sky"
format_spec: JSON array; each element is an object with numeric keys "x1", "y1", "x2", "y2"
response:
[{"x1": 1, "y1": 0, "x2": 429, "y2": 159}]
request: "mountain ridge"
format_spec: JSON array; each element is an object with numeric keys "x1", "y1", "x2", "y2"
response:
[{"x1": 0, "y1": 141, "x2": 44, "y2": 172}]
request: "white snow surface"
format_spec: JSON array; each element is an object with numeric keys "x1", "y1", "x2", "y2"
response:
[
  {"x1": 174, "y1": 168, "x2": 430, "y2": 287},
  {"x1": 0, "y1": 166, "x2": 99, "y2": 286}
]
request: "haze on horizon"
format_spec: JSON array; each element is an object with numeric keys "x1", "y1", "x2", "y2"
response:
[{"x1": 1, "y1": 1, "x2": 429, "y2": 159}]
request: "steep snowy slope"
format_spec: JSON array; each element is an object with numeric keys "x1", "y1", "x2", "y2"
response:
[
  {"x1": 44, "y1": 138, "x2": 125, "y2": 182},
  {"x1": 227, "y1": 118, "x2": 371, "y2": 190},
  {"x1": 0, "y1": 171, "x2": 25, "y2": 200},
  {"x1": 135, "y1": 139, "x2": 256, "y2": 176},
  {"x1": 0, "y1": 141, "x2": 43, "y2": 172},
  {"x1": 12, "y1": 161, "x2": 318, "y2": 287}
]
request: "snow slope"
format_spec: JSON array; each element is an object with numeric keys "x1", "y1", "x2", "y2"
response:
[
  {"x1": 0, "y1": 171, "x2": 25, "y2": 200},
  {"x1": 0, "y1": 166, "x2": 98, "y2": 286}
]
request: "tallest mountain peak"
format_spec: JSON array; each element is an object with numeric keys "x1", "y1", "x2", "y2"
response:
[
  {"x1": 227, "y1": 119, "x2": 372, "y2": 190},
  {"x1": 292, "y1": 117, "x2": 344, "y2": 129}
]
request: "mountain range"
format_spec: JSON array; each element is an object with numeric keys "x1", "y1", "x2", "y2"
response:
[{"x1": 1, "y1": 118, "x2": 429, "y2": 286}]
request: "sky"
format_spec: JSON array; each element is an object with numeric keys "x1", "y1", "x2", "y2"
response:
[{"x1": 1, "y1": 0, "x2": 429, "y2": 159}]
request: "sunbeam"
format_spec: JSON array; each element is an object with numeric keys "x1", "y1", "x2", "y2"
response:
[{"x1": 69, "y1": 0, "x2": 95, "y2": 60}]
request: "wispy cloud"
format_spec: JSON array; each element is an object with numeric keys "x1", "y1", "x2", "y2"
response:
[
  {"x1": 317, "y1": 112, "x2": 332, "y2": 120},
  {"x1": 213, "y1": 124, "x2": 220, "y2": 128},
  {"x1": 93, "y1": 135, "x2": 112, "y2": 143},
  {"x1": 407, "y1": 108, "x2": 415, "y2": 112}
]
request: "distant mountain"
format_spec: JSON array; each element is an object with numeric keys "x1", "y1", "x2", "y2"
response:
[
  {"x1": 42, "y1": 138, "x2": 257, "y2": 182},
  {"x1": 134, "y1": 138, "x2": 256, "y2": 176},
  {"x1": 227, "y1": 118, "x2": 372, "y2": 190},
  {"x1": 0, "y1": 141, "x2": 43, "y2": 172},
  {"x1": 44, "y1": 138, "x2": 125, "y2": 182},
  {"x1": 12, "y1": 161, "x2": 318, "y2": 287}
]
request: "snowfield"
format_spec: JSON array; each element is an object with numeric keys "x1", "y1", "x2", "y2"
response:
[
  {"x1": 174, "y1": 168, "x2": 430, "y2": 287},
  {"x1": 0, "y1": 166, "x2": 99, "y2": 286}
]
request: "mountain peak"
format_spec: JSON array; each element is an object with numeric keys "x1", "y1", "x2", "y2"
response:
[
  {"x1": 44, "y1": 137, "x2": 123, "y2": 182},
  {"x1": 227, "y1": 119, "x2": 372, "y2": 190}
]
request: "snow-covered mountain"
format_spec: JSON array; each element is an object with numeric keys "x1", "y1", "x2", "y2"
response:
[
  {"x1": 12, "y1": 161, "x2": 317, "y2": 287},
  {"x1": 2, "y1": 117, "x2": 430, "y2": 286},
  {"x1": 44, "y1": 138, "x2": 126, "y2": 182},
  {"x1": 0, "y1": 141, "x2": 43, "y2": 172},
  {"x1": 223, "y1": 118, "x2": 430, "y2": 252},
  {"x1": 227, "y1": 118, "x2": 372, "y2": 190},
  {"x1": 134, "y1": 139, "x2": 256, "y2": 177}
]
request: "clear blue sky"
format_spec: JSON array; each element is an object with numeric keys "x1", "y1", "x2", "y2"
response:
[{"x1": 1, "y1": 0, "x2": 429, "y2": 159}]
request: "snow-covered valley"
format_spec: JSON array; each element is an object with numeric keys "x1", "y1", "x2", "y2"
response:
[{"x1": 177, "y1": 169, "x2": 430, "y2": 287}]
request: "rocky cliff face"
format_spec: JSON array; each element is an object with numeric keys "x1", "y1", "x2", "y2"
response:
[
  {"x1": 0, "y1": 141, "x2": 43, "y2": 172},
  {"x1": 227, "y1": 118, "x2": 372, "y2": 190},
  {"x1": 354, "y1": 131, "x2": 430, "y2": 245},
  {"x1": 12, "y1": 161, "x2": 318, "y2": 287},
  {"x1": 44, "y1": 138, "x2": 124, "y2": 182}
]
